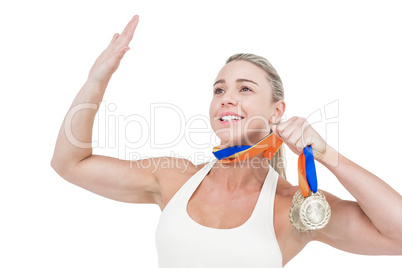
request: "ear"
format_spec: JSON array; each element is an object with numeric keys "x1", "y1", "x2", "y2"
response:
[{"x1": 269, "y1": 100, "x2": 285, "y2": 124}]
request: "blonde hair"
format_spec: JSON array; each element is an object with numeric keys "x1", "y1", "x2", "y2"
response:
[{"x1": 226, "y1": 53, "x2": 287, "y2": 180}]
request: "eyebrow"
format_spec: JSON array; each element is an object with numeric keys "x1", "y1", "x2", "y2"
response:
[{"x1": 213, "y1": 78, "x2": 259, "y2": 87}]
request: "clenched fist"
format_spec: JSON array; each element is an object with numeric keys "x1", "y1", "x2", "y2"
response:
[{"x1": 271, "y1": 116, "x2": 329, "y2": 161}]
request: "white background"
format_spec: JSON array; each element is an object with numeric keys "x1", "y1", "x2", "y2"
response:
[{"x1": 1, "y1": 0, "x2": 402, "y2": 267}]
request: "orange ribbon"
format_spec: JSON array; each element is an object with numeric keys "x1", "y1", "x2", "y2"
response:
[
  {"x1": 212, "y1": 131, "x2": 283, "y2": 163},
  {"x1": 212, "y1": 132, "x2": 313, "y2": 196}
]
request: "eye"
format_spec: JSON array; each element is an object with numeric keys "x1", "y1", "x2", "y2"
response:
[
  {"x1": 214, "y1": 88, "x2": 224, "y2": 94},
  {"x1": 240, "y1": 86, "x2": 253, "y2": 92}
]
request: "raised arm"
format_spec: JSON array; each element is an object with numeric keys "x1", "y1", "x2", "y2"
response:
[{"x1": 50, "y1": 15, "x2": 164, "y2": 204}]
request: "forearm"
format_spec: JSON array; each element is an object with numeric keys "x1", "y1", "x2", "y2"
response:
[
  {"x1": 318, "y1": 145, "x2": 402, "y2": 240},
  {"x1": 50, "y1": 14, "x2": 139, "y2": 173},
  {"x1": 51, "y1": 78, "x2": 108, "y2": 170}
]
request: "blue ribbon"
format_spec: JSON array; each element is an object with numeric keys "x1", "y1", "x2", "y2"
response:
[
  {"x1": 213, "y1": 145, "x2": 252, "y2": 160},
  {"x1": 212, "y1": 130, "x2": 274, "y2": 160},
  {"x1": 212, "y1": 134, "x2": 318, "y2": 194},
  {"x1": 304, "y1": 145, "x2": 318, "y2": 193}
]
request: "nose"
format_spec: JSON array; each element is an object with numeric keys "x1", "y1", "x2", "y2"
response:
[{"x1": 221, "y1": 91, "x2": 238, "y2": 107}]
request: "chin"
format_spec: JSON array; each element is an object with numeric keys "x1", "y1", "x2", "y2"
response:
[
  {"x1": 216, "y1": 132, "x2": 253, "y2": 148},
  {"x1": 213, "y1": 127, "x2": 264, "y2": 147}
]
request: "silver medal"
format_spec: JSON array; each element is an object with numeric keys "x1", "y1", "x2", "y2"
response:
[{"x1": 289, "y1": 189, "x2": 331, "y2": 232}]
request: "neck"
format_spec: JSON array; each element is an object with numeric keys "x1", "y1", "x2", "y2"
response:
[
  {"x1": 219, "y1": 133, "x2": 269, "y2": 149},
  {"x1": 209, "y1": 152, "x2": 271, "y2": 192}
]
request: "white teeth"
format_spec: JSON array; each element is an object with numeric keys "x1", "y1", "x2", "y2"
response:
[{"x1": 221, "y1": 115, "x2": 242, "y2": 121}]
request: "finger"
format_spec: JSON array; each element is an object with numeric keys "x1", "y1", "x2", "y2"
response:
[
  {"x1": 290, "y1": 131, "x2": 306, "y2": 153},
  {"x1": 287, "y1": 118, "x2": 308, "y2": 143},
  {"x1": 271, "y1": 125, "x2": 280, "y2": 138},
  {"x1": 275, "y1": 116, "x2": 296, "y2": 137},
  {"x1": 277, "y1": 118, "x2": 299, "y2": 140},
  {"x1": 107, "y1": 46, "x2": 131, "y2": 67},
  {"x1": 117, "y1": 46, "x2": 130, "y2": 57},
  {"x1": 294, "y1": 136, "x2": 305, "y2": 153},
  {"x1": 287, "y1": 127, "x2": 301, "y2": 146},
  {"x1": 119, "y1": 15, "x2": 139, "y2": 45},
  {"x1": 110, "y1": 33, "x2": 120, "y2": 45},
  {"x1": 290, "y1": 118, "x2": 312, "y2": 144}
]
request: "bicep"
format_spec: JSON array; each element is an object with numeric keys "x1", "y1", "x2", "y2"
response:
[
  {"x1": 314, "y1": 192, "x2": 400, "y2": 255},
  {"x1": 60, "y1": 154, "x2": 161, "y2": 204}
]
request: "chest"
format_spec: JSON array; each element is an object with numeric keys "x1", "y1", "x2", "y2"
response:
[
  {"x1": 156, "y1": 175, "x2": 284, "y2": 267},
  {"x1": 186, "y1": 181, "x2": 262, "y2": 229}
]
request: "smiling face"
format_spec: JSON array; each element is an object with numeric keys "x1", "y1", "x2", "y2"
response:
[{"x1": 209, "y1": 60, "x2": 285, "y2": 148}]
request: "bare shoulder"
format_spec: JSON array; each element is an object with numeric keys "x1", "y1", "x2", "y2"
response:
[
  {"x1": 274, "y1": 175, "x2": 298, "y2": 231},
  {"x1": 153, "y1": 157, "x2": 208, "y2": 211},
  {"x1": 276, "y1": 175, "x2": 299, "y2": 198},
  {"x1": 274, "y1": 175, "x2": 298, "y2": 235}
]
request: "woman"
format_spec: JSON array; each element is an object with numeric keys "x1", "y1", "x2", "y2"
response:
[{"x1": 51, "y1": 15, "x2": 402, "y2": 267}]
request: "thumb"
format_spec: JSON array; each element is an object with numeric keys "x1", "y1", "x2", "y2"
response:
[
  {"x1": 271, "y1": 124, "x2": 281, "y2": 138},
  {"x1": 114, "y1": 46, "x2": 130, "y2": 61}
]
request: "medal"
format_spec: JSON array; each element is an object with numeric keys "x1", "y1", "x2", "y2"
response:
[
  {"x1": 289, "y1": 190, "x2": 331, "y2": 232},
  {"x1": 289, "y1": 192, "x2": 308, "y2": 232},
  {"x1": 289, "y1": 146, "x2": 331, "y2": 232},
  {"x1": 211, "y1": 132, "x2": 331, "y2": 231}
]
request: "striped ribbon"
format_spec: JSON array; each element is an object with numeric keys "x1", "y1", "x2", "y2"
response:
[{"x1": 212, "y1": 132, "x2": 318, "y2": 197}]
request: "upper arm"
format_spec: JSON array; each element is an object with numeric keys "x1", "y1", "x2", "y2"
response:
[
  {"x1": 314, "y1": 191, "x2": 402, "y2": 255},
  {"x1": 52, "y1": 154, "x2": 163, "y2": 204}
]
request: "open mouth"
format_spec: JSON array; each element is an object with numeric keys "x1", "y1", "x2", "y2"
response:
[{"x1": 219, "y1": 115, "x2": 244, "y2": 122}]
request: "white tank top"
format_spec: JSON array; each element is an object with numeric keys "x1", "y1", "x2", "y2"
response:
[{"x1": 155, "y1": 159, "x2": 283, "y2": 268}]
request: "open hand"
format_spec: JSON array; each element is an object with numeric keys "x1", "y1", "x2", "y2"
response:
[{"x1": 88, "y1": 15, "x2": 139, "y2": 84}]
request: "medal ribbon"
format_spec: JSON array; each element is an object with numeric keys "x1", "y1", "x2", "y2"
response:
[
  {"x1": 212, "y1": 133, "x2": 318, "y2": 197},
  {"x1": 298, "y1": 145, "x2": 318, "y2": 197},
  {"x1": 212, "y1": 131, "x2": 283, "y2": 163}
]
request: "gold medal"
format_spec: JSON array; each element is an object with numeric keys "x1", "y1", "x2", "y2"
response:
[
  {"x1": 289, "y1": 190, "x2": 331, "y2": 232},
  {"x1": 289, "y1": 196, "x2": 308, "y2": 232}
]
